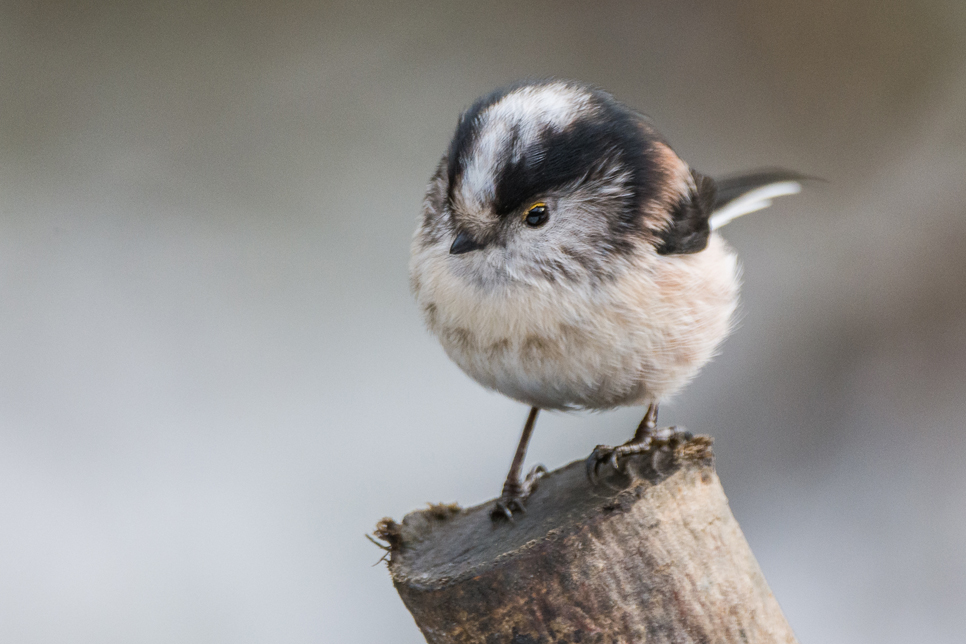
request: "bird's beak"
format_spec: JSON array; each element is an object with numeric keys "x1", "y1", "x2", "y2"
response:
[{"x1": 450, "y1": 229, "x2": 485, "y2": 255}]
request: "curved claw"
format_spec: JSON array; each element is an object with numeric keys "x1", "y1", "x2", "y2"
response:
[
  {"x1": 491, "y1": 463, "x2": 548, "y2": 521},
  {"x1": 491, "y1": 501, "x2": 514, "y2": 521},
  {"x1": 587, "y1": 425, "x2": 695, "y2": 486},
  {"x1": 609, "y1": 450, "x2": 622, "y2": 472},
  {"x1": 490, "y1": 496, "x2": 527, "y2": 521},
  {"x1": 585, "y1": 455, "x2": 596, "y2": 484},
  {"x1": 523, "y1": 464, "x2": 548, "y2": 491},
  {"x1": 527, "y1": 463, "x2": 548, "y2": 478},
  {"x1": 586, "y1": 445, "x2": 614, "y2": 485}
]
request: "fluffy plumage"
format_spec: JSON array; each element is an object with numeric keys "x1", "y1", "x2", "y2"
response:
[{"x1": 409, "y1": 80, "x2": 803, "y2": 516}]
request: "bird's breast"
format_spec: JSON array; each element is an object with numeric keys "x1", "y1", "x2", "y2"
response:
[{"x1": 411, "y1": 235, "x2": 739, "y2": 410}]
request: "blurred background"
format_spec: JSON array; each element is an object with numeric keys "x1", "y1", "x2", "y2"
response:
[{"x1": 1, "y1": 1, "x2": 965, "y2": 641}]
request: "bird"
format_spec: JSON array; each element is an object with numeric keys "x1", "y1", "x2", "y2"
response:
[{"x1": 409, "y1": 80, "x2": 805, "y2": 520}]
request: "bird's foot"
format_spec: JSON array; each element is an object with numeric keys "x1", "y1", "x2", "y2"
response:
[
  {"x1": 490, "y1": 464, "x2": 547, "y2": 521},
  {"x1": 586, "y1": 426, "x2": 692, "y2": 484}
]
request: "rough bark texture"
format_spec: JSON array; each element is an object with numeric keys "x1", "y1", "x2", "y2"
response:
[{"x1": 379, "y1": 437, "x2": 797, "y2": 644}]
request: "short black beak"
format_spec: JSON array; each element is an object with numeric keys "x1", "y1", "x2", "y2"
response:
[{"x1": 450, "y1": 230, "x2": 485, "y2": 255}]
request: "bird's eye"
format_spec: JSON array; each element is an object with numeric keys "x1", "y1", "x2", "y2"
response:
[{"x1": 524, "y1": 203, "x2": 549, "y2": 227}]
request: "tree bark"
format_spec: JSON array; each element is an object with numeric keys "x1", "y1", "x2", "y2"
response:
[{"x1": 377, "y1": 436, "x2": 797, "y2": 643}]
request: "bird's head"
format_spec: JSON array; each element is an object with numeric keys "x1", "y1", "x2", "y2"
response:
[{"x1": 414, "y1": 80, "x2": 716, "y2": 289}]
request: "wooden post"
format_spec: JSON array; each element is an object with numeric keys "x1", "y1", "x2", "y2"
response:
[{"x1": 375, "y1": 436, "x2": 798, "y2": 643}]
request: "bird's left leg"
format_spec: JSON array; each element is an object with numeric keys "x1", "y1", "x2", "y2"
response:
[
  {"x1": 586, "y1": 404, "x2": 690, "y2": 482},
  {"x1": 491, "y1": 407, "x2": 547, "y2": 521}
]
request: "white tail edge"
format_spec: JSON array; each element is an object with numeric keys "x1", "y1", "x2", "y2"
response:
[{"x1": 709, "y1": 181, "x2": 802, "y2": 231}]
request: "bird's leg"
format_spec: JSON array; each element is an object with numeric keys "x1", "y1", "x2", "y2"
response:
[
  {"x1": 631, "y1": 402, "x2": 659, "y2": 443},
  {"x1": 491, "y1": 407, "x2": 546, "y2": 521},
  {"x1": 586, "y1": 404, "x2": 691, "y2": 483}
]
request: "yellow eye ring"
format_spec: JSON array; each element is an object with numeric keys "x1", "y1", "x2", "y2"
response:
[{"x1": 524, "y1": 202, "x2": 549, "y2": 227}]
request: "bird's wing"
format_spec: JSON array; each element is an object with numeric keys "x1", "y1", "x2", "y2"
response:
[
  {"x1": 653, "y1": 170, "x2": 718, "y2": 255},
  {"x1": 708, "y1": 169, "x2": 807, "y2": 231}
]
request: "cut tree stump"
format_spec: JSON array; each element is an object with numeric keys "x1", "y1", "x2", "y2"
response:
[{"x1": 376, "y1": 436, "x2": 797, "y2": 644}]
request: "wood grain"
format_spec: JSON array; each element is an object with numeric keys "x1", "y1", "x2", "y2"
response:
[{"x1": 378, "y1": 437, "x2": 797, "y2": 643}]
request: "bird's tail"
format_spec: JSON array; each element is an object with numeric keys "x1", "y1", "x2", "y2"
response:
[{"x1": 708, "y1": 169, "x2": 809, "y2": 230}]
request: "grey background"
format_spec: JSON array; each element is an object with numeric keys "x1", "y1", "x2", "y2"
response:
[{"x1": 2, "y1": 1, "x2": 965, "y2": 642}]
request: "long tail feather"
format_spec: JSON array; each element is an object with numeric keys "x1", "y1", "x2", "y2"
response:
[{"x1": 709, "y1": 169, "x2": 810, "y2": 230}]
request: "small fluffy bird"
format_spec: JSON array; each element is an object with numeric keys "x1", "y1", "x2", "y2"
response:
[{"x1": 410, "y1": 80, "x2": 804, "y2": 519}]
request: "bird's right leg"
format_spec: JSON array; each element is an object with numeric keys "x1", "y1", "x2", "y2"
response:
[{"x1": 586, "y1": 404, "x2": 691, "y2": 483}]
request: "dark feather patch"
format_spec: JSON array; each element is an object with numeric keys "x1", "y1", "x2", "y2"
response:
[
  {"x1": 492, "y1": 111, "x2": 657, "y2": 220},
  {"x1": 654, "y1": 171, "x2": 717, "y2": 255},
  {"x1": 485, "y1": 85, "x2": 666, "y2": 253}
]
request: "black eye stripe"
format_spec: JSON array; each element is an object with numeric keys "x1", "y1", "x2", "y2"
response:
[{"x1": 490, "y1": 107, "x2": 663, "y2": 257}]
